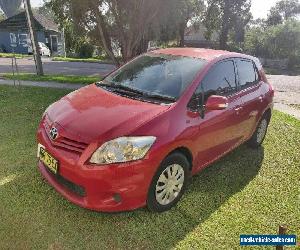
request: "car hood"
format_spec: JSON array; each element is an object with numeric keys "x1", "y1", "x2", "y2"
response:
[{"x1": 46, "y1": 84, "x2": 170, "y2": 144}]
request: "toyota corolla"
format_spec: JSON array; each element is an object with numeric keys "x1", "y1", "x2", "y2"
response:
[{"x1": 37, "y1": 48, "x2": 274, "y2": 212}]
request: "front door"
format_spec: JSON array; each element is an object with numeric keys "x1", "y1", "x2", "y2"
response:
[
  {"x1": 188, "y1": 60, "x2": 243, "y2": 172},
  {"x1": 50, "y1": 35, "x2": 58, "y2": 53}
]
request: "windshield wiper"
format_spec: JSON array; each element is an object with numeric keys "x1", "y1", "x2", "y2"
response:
[
  {"x1": 143, "y1": 92, "x2": 176, "y2": 102},
  {"x1": 96, "y1": 81, "x2": 144, "y2": 96},
  {"x1": 96, "y1": 81, "x2": 176, "y2": 103}
]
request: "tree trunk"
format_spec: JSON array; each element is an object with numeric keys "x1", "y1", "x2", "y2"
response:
[
  {"x1": 219, "y1": 0, "x2": 230, "y2": 50},
  {"x1": 91, "y1": 2, "x2": 119, "y2": 66},
  {"x1": 24, "y1": 0, "x2": 44, "y2": 75},
  {"x1": 178, "y1": 22, "x2": 186, "y2": 47}
]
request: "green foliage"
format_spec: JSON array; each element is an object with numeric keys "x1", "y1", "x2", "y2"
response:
[
  {"x1": 0, "y1": 85, "x2": 299, "y2": 249},
  {"x1": 75, "y1": 41, "x2": 94, "y2": 59},
  {"x1": 52, "y1": 56, "x2": 113, "y2": 64},
  {"x1": 46, "y1": 0, "x2": 206, "y2": 62},
  {"x1": 0, "y1": 9, "x2": 5, "y2": 21},
  {"x1": 0, "y1": 52, "x2": 31, "y2": 58},
  {"x1": 266, "y1": 0, "x2": 300, "y2": 26},
  {"x1": 0, "y1": 73, "x2": 101, "y2": 84},
  {"x1": 204, "y1": 0, "x2": 252, "y2": 49},
  {"x1": 244, "y1": 19, "x2": 300, "y2": 62}
]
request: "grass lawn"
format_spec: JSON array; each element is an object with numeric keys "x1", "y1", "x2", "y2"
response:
[
  {"x1": 0, "y1": 85, "x2": 299, "y2": 249},
  {"x1": 52, "y1": 56, "x2": 115, "y2": 64},
  {"x1": 0, "y1": 73, "x2": 101, "y2": 84},
  {"x1": 0, "y1": 52, "x2": 31, "y2": 59}
]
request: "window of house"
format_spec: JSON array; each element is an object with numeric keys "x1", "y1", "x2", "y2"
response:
[
  {"x1": 236, "y1": 59, "x2": 260, "y2": 89},
  {"x1": 10, "y1": 33, "x2": 17, "y2": 45},
  {"x1": 19, "y1": 34, "x2": 28, "y2": 45}
]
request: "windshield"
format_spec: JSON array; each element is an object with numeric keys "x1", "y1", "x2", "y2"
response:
[{"x1": 103, "y1": 53, "x2": 206, "y2": 101}]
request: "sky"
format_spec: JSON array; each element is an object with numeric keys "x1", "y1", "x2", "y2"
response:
[{"x1": 31, "y1": 0, "x2": 280, "y2": 19}]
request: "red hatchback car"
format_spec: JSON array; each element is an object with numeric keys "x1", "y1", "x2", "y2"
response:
[{"x1": 37, "y1": 48, "x2": 274, "y2": 212}]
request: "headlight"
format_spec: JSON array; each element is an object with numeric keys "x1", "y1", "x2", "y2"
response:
[{"x1": 90, "y1": 136, "x2": 156, "y2": 164}]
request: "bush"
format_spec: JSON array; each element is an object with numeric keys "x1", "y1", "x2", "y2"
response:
[
  {"x1": 244, "y1": 19, "x2": 300, "y2": 60},
  {"x1": 76, "y1": 42, "x2": 94, "y2": 58},
  {"x1": 288, "y1": 55, "x2": 300, "y2": 69}
]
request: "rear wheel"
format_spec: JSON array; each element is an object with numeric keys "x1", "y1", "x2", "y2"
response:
[
  {"x1": 147, "y1": 152, "x2": 190, "y2": 212},
  {"x1": 247, "y1": 114, "x2": 270, "y2": 148}
]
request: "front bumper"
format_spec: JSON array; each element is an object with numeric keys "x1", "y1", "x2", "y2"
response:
[{"x1": 37, "y1": 124, "x2": 162, "y2": 212}]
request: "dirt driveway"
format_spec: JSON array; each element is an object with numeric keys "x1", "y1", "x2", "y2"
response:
[{"x1": 267, "y1": 75, "x2": 300, "y2": 119}]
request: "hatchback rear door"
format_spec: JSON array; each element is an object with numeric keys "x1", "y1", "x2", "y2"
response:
[{"x1": 235, "y1": 58, "x2": 265, "y2": 140}]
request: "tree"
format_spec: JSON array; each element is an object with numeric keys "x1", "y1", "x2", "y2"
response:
[
  {"x1": 204, "y1": 0, "x2": 251, "y2": 50},
  {"x1": 46, "y1": 0, "x2": 205, "y2": 64},
  {"x1": 0, "y1": 10, "x2": 5, "y2": 21},
  {"x1": 0, "y1": 0, "x2": 21, "y2": 18},
  {"x1": 266, "y1": 0, "x2": 300, "y2": 26},
  {"x1": 244, "y1": 19, "x2": 300, "y2": 67},
  {"x1": 173, "y1": 0, "x2": 205, "y2": 47}
]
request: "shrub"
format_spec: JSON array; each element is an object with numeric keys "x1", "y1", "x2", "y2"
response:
[{"x1": 76, "y1": 42, "x2": 94, "y2": 58}]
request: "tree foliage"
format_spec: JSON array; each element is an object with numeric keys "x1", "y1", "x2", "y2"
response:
[
  {"x1": 244, "y1": 19, "x2": 300, "y2": 66},
  {"x1": 0, "y1": 10, "x2": 5, "y2": 21},
  {"x1": 266, "y1": 0, "x2": 300, "y2": 26},
  {"x1": 204, "y1": 0, "x2": 251, "y2": 49},
  {"x1": 46, "y1": 0, "x2": 204, "y2": 64}
]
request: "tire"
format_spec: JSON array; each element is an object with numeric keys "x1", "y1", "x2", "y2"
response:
[
  {"x1": 147, "y1": 152, "x2": 190, "y2": 212},
  {"x1": 247, "y1": 113, "x2": 270, "y2": 148}
]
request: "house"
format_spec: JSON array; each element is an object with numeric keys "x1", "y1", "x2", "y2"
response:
[
  {"x1": 184, "y1": 24, "x2": 219, "y2": 48},
  {"x1": 0, "y1": 11, "x2": 65, "y2": 56}
]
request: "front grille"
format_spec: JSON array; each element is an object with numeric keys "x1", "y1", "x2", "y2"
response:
[
  {"x1": 45, "y1": 165, "x2": 86, "y2": 197},
  {"x1": 44, "y1": 116, "x2": 88, "y2": 154}
]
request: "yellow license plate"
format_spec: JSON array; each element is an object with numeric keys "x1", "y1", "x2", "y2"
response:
[{"x1": 38, "y1": 145, "x2": 59, "y2": 174}]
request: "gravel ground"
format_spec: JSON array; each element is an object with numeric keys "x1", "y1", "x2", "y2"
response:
[{"x1": 267, "y1": 75, "x2": 300, "y2": 119}]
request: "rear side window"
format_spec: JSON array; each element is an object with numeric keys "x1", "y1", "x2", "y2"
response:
[{"x1": 236, "y1": 59, "x2": 260, "y2": 89}]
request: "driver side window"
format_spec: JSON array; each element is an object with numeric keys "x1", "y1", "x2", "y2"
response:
[{"x1": 188, "y1": 60, "x2": 237, "y2": 111}]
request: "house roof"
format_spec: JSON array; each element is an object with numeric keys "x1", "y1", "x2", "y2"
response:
[
  {"x1": 0, "y1": 11, "x2": 59, "y2": 32},
  {"x1": 32, "y1": 11, "x2": 59, "y2": 32}
]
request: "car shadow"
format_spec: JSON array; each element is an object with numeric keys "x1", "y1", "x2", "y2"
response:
[{"x1": 87, "y1": 144, "x2": 265, "y2": 249}]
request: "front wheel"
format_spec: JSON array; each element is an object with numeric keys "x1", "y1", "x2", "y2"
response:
[
  {"x1": 147, "y1": 152, "x2": 190, "y2": 212},
  {"x1": 247, "y1": 114, "x2": 270, "y2": 148}
]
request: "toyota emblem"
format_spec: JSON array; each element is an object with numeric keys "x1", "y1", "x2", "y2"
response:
[{"x1": 49, "y1": 127, "x2": 59, "y2": 140}]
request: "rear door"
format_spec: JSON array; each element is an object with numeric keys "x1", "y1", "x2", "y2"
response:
[
  {"x1": 188, "y1": 60, "x2": 244, "y2": 170},
  {"x1": 235, "y1": 58, "x2": 264, "y2": 140}
]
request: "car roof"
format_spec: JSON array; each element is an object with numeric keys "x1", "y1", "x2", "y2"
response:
[{"x1": 152, "y1": 47, "x2": 252, "y2": 62}]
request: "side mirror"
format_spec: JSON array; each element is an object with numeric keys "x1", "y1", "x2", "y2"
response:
[{"x1": 205, "y1": 95, "x2": 229, "y2": 111}]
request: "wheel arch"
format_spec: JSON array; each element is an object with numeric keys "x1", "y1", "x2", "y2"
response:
[
  {"x1": 264, "y1": 108, "x2": 272, "y2": 123},
  {"x1": 166, "y1": 146, "x2": 193, "y2": 171}
]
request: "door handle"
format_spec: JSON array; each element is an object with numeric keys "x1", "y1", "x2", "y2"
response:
[{"x1": 258, "y1": 96, "x2": 264, "y2": 102}]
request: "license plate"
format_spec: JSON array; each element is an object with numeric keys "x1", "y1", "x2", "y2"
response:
[{"x1": 38, "y1": 144, "x2": 59, "y2": 174}]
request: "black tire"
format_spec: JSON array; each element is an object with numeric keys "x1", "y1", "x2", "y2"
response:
[
  {"x1": 247, "y1": 113, "x2": 270, "y2": 148},
  {"x1": 147, "y1": 152, "x2": 190, "y2": 212}
]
